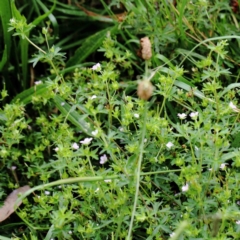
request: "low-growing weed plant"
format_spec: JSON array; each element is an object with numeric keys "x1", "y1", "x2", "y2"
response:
[{"x1": 0, "y1": 0, "x2": 240, "y2": 239}]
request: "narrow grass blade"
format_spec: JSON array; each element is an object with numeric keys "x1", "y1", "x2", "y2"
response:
[
  {"x1": 44, "y1": 225, "x2": 54, "y2": 240},
  {"x1": 66, "y1": 26, "x2": 117, "y2": 67},
  {"x1": 174, "y1": 79, "x2": 214, "y2": 102},
  {"x1": 34, "y1": 0, "x2": 58, "y2": 36},
  {"x1": 54, "y1": 95, "x2": 94, "y2": 136},
  {"x1": 12, "y1": 85, "x2": 94, "y2": 136},
  {"x1": 10, "y1": 1, "x2": 29, "y2": 89},
  {"x1": 0, "y1": 47, "x2": 8, "y2": 71},
  {"x1": 32, "y1": 0, "x2": 57, "y2": 26},
  {"x1": 219, "y1": 83, "x2": 240, "y2": 97},
  {"x1": 10, "y1": 0, "x2": 57, "y2": 89},
  {"x1": 0, "y1": 0, "x2": 12, "y2": 70},
  {"x1": 11, "y1": 83, "x2": 50, "y2": 104},
  {"x1": 0, "y1": 236, "x2": 12, "y2": 240}
]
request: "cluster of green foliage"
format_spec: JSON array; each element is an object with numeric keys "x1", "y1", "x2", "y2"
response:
[{"x1": 0, "y1": 0, "x2": 240, "y2": 239}]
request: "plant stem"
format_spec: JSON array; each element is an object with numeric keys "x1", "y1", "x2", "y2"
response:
[
  {"x1": 25, "y1": 36, "x2": 46, "y2": 54},
  {"x1": 14, "y1": 168, "x2": 182, "y2": 230},
  {"x1": 127, "y1": 101, "x2": 148, "y2": 239}
]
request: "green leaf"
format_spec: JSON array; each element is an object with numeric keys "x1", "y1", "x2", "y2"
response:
[
  {"x1": 219, "y1": 83, "x2": 240, "y2": 98},
  {"x1": 10, "y1": 0, "x2": 22, "y2": 20},
  {"x1": 10, "y1": 0, "x2": 57, "y2": 89},
  {"x1": 10, "y1": 0, "x2": 30, "y2": 89},
  {"x1": 0, "y1": 0, "x2": 12, "y2": 70},
  {"x1": 155, "y1": 54, "x2": 175, "y2": 68},
  {"x1": 0, "y1": 46, "x2": 8, "y2": 71},
  {"x1": 231, "y1": 132, "x2": 240, "y2": 148},
  {"x1": 34, "y1": 0, "x2": 58, "y2": 36},
  {"x1": 44, "y1": 224, "x2": 54, "y2": 240},
  {"x1": 0, "y1": 235, "x2": 12, "y2": 240},
  {"x1": 11, "y1": 83, "x2": 50, "y2": 104},
  {"x1": 12, "y1": 85, "x2": 94, "y2": 137},
  {"x1": 221, "y1": 151, "x2": 239, "y2": 161},
  {"x1": 66, "y1": 26, "x2": 117, "y2": 67},
  {"x1": 53, "y1": 95, "x2": 94, "y2": 136},
  {"x1": 174, "y1": 79, "x2": 215, "y2": 102}
]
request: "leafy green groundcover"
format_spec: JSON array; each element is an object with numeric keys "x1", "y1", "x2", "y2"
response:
[{"x1": 0, "y1": 0, "x2": 240, "y2": 239}]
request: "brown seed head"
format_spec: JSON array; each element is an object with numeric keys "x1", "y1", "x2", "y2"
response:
[
  {"x1": 137, "y1": 80, "x2": 154, "y2": 100},
  {"x1": 139, "y1": 37, "x2": 152, "y2": 60}
]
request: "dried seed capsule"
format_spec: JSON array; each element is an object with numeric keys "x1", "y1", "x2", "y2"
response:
[
  {"x1": 137, "y1": 79, "x2": 154, "y2": 100},
  {"x1": 139, "y1": 37, "x2": 152, "y2": 60}
]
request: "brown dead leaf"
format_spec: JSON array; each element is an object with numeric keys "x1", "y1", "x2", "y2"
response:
[{"x1": 0, "y1": 185, "x2": 30, "y2": 222}]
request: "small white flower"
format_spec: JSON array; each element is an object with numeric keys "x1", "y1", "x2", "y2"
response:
[
  {"x1": 229, "y1": 101, "x2": 237, "y2": 110},
  {"x1": 170, "y1": 232, "x2": 175, "y2": 238},
  {"x1": 189, "y1": 112, "x2": 199, "y2": 119},
  {"x1": 144, "y1": 138, "x2": 147, "y2": 143},
  {"x1": 45, "y1": 191, "x2": 50, "y2": 195},
  {"x1": 236, "y1": 220, "x2": 240, "y2": 225},
  {"x1": 92, "y1": 129, "x2": 98, "y2": 136},
  {"x1": 54, "y1": 147, "x2": 59, "y2": 151},
  {"x1": 119, "y1": 127, "x2": 124, "y2": 132},
  {"x1": 91, "y1": 63, "x2": 101, "y2": 71},
  {"x1": 177, "y1": 113, "x2": 187, "y2": 120},
  {"x1": 220, "y1": 163, "x2": 228, "y2": 170},
  {"x1": 10, "y1": 18, "x2": 16, "y2": 24},
  {"x1": 72, "y1": 142, "x2": 79, "y2": 150},
  {"x1": 61, "y1": 102, "x2": 65, "y2": 106},
  {"x1": 134, "y1": 113, "x2": 139, "y2": 118},
  {"x1": 182, "y1": 183, "x2": 189, "y2": 192},
  {"x1": 10, "y1": 166, "x2": 17, "y2": 170},
  {"x1": 104, "y1": 179, "x2": 112, "y2": 183},
  {"x1": 100, "y1": 154, "x2": 108, "y2": 164},
  {"x1": 208, "y1": 168, "x2": 212, "y2": 171},
  {"x1": 80, "y1": 138, "x2": 93, "y2": 145},
  {"x1": 166, "y1": 142, "x2": 174, "y2": 149},
  {"x1": 34, "y1": 80, "x2": 42, "y2": 85},
  {"x1": 95, "y1": 187, "x2": 99, "y2": 193},
  {"x1": 90, "y1": 95, "x2": 97, "y2": 100},
  {"x1": 68, "y1": 231, "x2": 72, "y2": 234},
  {"x1": 229, "y1": 102, "x2": 240, "y2": 112}
]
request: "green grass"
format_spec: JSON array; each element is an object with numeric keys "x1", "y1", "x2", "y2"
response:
[{"x1": 0, "y1": 0, "x2": 240, "y2": 239}]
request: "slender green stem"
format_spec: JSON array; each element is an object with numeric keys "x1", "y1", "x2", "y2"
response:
[
  {"x1": 25, "y1": 36, "x2": 46, "y2": 54},
  {"x1": 44, "y1": 31, "x2": 50, "y2": 51},
  {"x1": 15, "y1": 175, "x2": 119, "y2": 210},
  {"x1": 127, "y1": 102, "x2": 148, "y2": 239},
  {"x1": 87, "y1": 155, "x2": 95, "y2": 175},
  {"x1": 179, "y1": 35, "x2": 240, "y2": 66},
  {"x1": 228, "y1": 112, "x2": 240, "y2": 137},
  {"x1": 145, "y1": 60, "x2": 148, "y2": 75},
  {"x1": 106, "y1": 80, "x2": 112, "y2": 135},
  {"x1": 14, "y1": 168, "x2": 181, "y2": 230}
]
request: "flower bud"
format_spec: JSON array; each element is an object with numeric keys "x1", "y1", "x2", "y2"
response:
[{"x1": 137, "y1": 80, "x2": 154, "y2": 100}]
